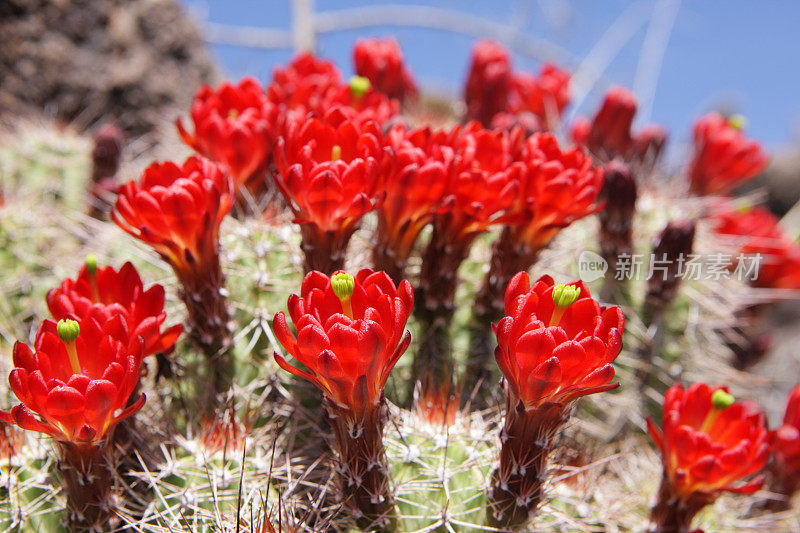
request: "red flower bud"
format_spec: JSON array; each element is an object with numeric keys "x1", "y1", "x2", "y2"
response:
[
  {"x1": 647, "y1": 383, "x2": 769, "y2": 503},
  {"x1": 464, "y1": 40, "x2": 513, "y2": 126},
  {"x1": 587, "y1": 86, "x2": 637, "y2": 160},
  {"x1": 495, "y1": 273, "x2": 624, "y2": 409},
  {"x1": 273, "y1": 269, "x2": 413, "y2": 413},
  {"x1": 47, "y1": 261, "x2": 182, "y2": 358},
  {"x1": 177, "y1": 77, "x2": 276, "y2": 191},
  {"x1": 353, "y1": 38, "x2": 418, "y2": 103},
  {"x1": 509, "y1": 63, "x2": 571, "y2": 129},
  {"x1": 0, "y1": 317, "x2": 145, "y2": 445},
  {"x1": 688, "y1": 112, "x2": 768, "y2": 195},
  {"x1": 772, "y1": 385, "x2": 800, "y2": 496},
  {"x1": 113, "y1": 156, "x2": 233, "y2": 281},
  {"x1": 598, "y1": 161, "x2": 637, "y2": 269}
]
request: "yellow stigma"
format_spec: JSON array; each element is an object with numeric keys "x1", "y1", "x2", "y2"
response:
[
  {"x1": 57, "y1": 319, "x2": 82, "y2": 374},
  {"x1": 349, "y1": 75, "x2": 370, "y2": 98},
  {"x1": 711, "y1": 389, "x2": 735, "y2": 409},
  {"x1": 331, "y1": 144, "x2": 342, "y2": 161},
  {"x1": 728, "y1": 114, "x2": 747, "y2": 130},
  {"x1": 57, "y1": 319, "x2": 80, "y2": 344},
  {"x1": 552, "y1": 284, "x2": 581, "y2": 308},
  {"x1": 331, "y1": 272, "x2": 355, "y2": 301},
  {"x1": 228, "y1": 108, "x2": 239, "y2": 119},
  {"x1": 331, "y1": 272, "x2": 355, "y2": 318},
  {"x1": 85, "y1": 254, "x2": 98, "y2": 275},
  {"x1": 549, "y1": 284, "x2": 580, "y2": 327}
]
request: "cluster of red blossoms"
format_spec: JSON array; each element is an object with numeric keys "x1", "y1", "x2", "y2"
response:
[
  {"x1": 1, "y1": 258, "x2": 180, "y2": 447},
  {"x1": 464, "y1": 39, "x2": 571, "y2": 131},
  {"x1": 177, "y1": 42, "x2": 405, "y2": 206},
  {"x1": 711, "y1": 202, "x2": 800, "y2": 290}
]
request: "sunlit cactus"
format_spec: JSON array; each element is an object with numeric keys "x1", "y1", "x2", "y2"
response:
[{"x1": 0, "y1": 25, "x2": 797, "y2": 533}]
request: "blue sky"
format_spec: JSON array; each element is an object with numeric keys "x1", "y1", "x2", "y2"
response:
[{"x1": 182, "y1": 0, "x2": 800, "y2": 152}]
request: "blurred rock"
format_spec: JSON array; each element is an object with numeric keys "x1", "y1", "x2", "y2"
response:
[{"x1": 0, "y1": 0, "x2": 217, "y2": 139}]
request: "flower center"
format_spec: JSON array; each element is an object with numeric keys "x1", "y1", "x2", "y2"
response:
[
  {"x1": 550, "y1": 284, "x2": 580, "y2": 327},
  {"x1": 57, "y1": 319, "x2": 82, "y2": 374},
  {"x1": 701, "y1": 389, "x2": 735, "y2": 433},
  {"x1": 331, "y1": 272, "x2": 355, "y2": 318},
  {"x1": 349, "y1": 75, "x2": 371, "y2": 98}
]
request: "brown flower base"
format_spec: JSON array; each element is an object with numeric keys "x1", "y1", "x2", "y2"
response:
[
  {"x1": 324, "y1": 397, "x2": 396, "y2": 531},
  {"x1": 488, "y1": 400, "x2": 569, "y2": 530},
  {"x1": 300, "y1": 225, "x2": 357, "y2": 275},
  {"x1": 179, "y1": 261, "x2": 233, "y2": 396},
  {"x1": 412, "y1": 226, "x2": 471, "y2": 399},
  {"x1": 648, "y1": 476, "x2": 714, "y2": 533},
  {"x1": 58, "y1": 441, "x2": 116, "y2": 532}
]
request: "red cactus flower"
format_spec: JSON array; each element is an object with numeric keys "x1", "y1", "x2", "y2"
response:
[
  {"x1": 372, "y1": 124, "x2": 451, "y2": 280},
  {"x1": 514, "y1": 133, "x2": 602, "y2": 249},
  {"x1": 495, "y1": 273, "x2": 624, "y2": 409},
  {"x1": 772, "y1": 385, "x2": 800, "y2": 497},
  {"x1": 510, "y1": 63, "x2": 571, "y2": 129},
  {"x1": 464, "y1": 39, "x2": 513, "y2": 126},
  {"x1": 177, "y1": 77, "x2": 275, "y2": 192},
  {"x1": 353, "y1": 37, "x2": 418, "y2": 102},
  {"x1": 273, "y1": 109, "x2": 385, "y2": 273},
  {"x1": 269, "y1": 53, "x2": 398, "y2": 136},
  {"x1": 273, "y1": 269, "x2": 411, "y2": 526},
  {"x1": 318, "y1": 81, "x2": 400, "y2": 127},
  {"x1": 273, "y1": 270, "x2": 413, "y2": 412},
  {"x1": 113, "y1": 156, "x2": 233, "y2": 375},
  {"x1": 488, "y1": 273, "x2": 624, "y2": 528},
  {"x1": 688, "y1": 113, "x2": 768, "y2": 195},
  {"x1": 0, "y1": 317, "x2": 145, "y2": 445},
  {"x1": 647, "y1": 383, "x2": 769, "y2": 531},
  {"x1": 434, "y1": 122, "x2": 522, "y2": 244},
  {"x1": 711, "y1": 203, "x2": 800, "y2": 290},
  {"x1": 47, "y1": 259, "x2": 182, "y2": 358},
  {"x1": 113, "y1": 156, "x2": 233, "y2": 281},
  {"x1": 268, "y1": 52, "x2": 342, "y2": 111}
]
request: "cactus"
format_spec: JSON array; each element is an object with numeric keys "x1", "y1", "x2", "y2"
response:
[{"x1": 0, "y1": 40, "x2": 797, "y2": 533}]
